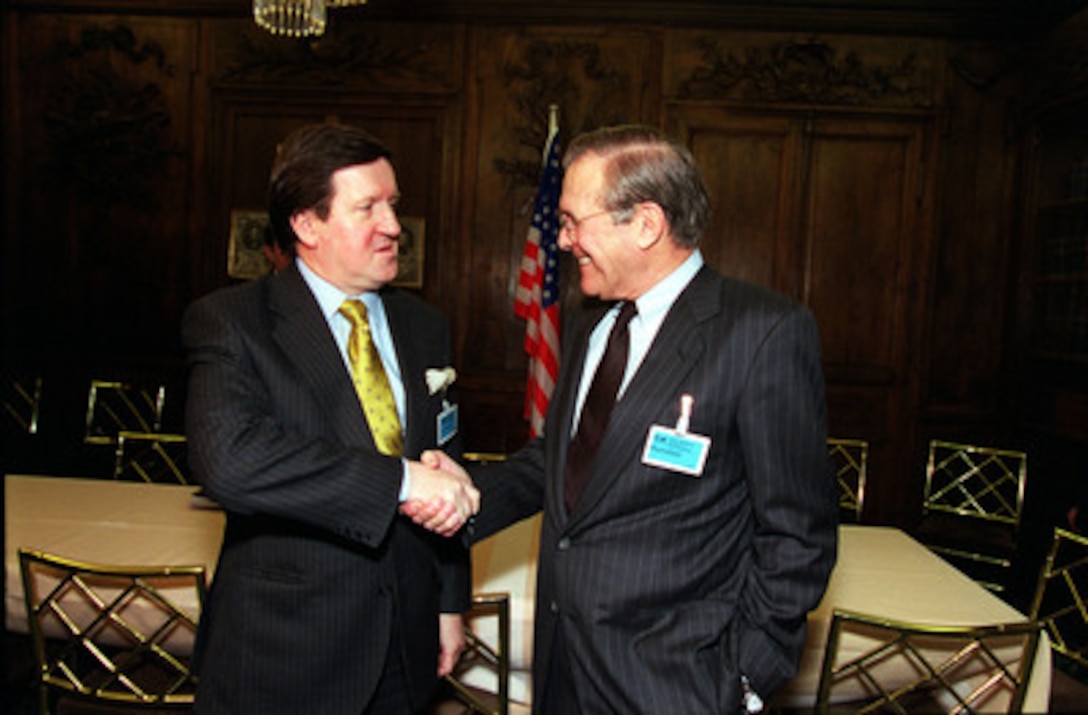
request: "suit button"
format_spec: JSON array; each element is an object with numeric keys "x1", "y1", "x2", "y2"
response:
[
  {"x1": 550, "y1": 600, "x2": 559, "y2": 614},
  {"x1": 557, "y1": 537, "x2": 571, "y2": 550}
]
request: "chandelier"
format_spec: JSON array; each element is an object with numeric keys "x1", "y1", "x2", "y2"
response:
[{"x1": 252, "y1": 0, "x2": 368, "y2": 37}]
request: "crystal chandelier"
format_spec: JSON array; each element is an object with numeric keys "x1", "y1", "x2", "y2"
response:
[{"x1": 253, "y1": 0, "x2": 328, "y2": 37}]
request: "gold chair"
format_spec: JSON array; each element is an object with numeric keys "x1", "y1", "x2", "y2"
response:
[
  {"x1": 18, "y1": 548, "x2": 207, "y2": 714},
  {"x1": 828, "y1": 437, "x2": 868, "y2": 523},
  {"x1": 915, "y1": 439, "x2": 1028, "y2": 592},
  {"x1": 84, "y1": 379, "x2": 166, "y2": 445},
  {"x1": 1029, "y1": 527, "x2": 1088, "y2": 671},
  {"x1": 114, "y1": 431, "x2": 190, "y2": 485},
  {"x1": 463, "y1": 452, "x2": 509, "y2": 465},
  {"x1": 815, "y1": 609, "x2": 1043, "y2": 714},
  {"x1": 2, "y1": 373, "x2": 43, "y2": 434},
  {"x1": 445, "y1": 592, "x2": 511, "y2": 715}
]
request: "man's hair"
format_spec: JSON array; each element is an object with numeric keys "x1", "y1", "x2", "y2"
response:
[
  {"x1": 563, "y1": 125, "x2": 709, "y2": 249},
  {"x1": 268, "y1": 123, "x2": 393, "y2": 250}
]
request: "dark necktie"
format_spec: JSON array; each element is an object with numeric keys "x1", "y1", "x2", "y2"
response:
[{"x1": 564, "y1": 301, "x2": 638, "y2": 513}]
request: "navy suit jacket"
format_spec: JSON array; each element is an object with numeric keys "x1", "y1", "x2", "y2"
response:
[
  {"x1": 182, "y1": 264, "x2": 467, "y2": 714},
  {"x1": 472, "y1": 265, "x2": 838, "y2": 714}
]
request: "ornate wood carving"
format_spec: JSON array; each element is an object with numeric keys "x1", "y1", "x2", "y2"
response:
[
  {"x1": 493, "y1": 38, "x2": 634, "y2": 192},
  {"x1": 41, "y1": 24, "x2": 178, "y2": 210},
  {"x1": 211, "y1": 21, "x2": 461, "y2": 92},
  {"x1": 948, "y1": 41, "x2": 1016, "y2": 91},
  {"x1": 678, "y1": 37, "x2": 931, "y2": 108}
]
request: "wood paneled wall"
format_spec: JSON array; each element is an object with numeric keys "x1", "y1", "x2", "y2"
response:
[{"x1": 2, "y1": 1, "x2": 1081, "y2": 527}]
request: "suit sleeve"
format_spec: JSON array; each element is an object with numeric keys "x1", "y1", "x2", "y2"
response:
[
  {"x1": 467, "y1": 437, "x2": 547, "y2": 543},
  {"x1": 182, "y1": 293, "x2": 403, "y2": 549},
  {"x1": 732, "y1": 306, "x2": 838, "y2": 697}
]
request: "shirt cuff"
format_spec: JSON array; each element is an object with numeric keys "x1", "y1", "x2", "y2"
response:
[{"x1": 398, "y1": 458, "x2": 411, "y2": 502}]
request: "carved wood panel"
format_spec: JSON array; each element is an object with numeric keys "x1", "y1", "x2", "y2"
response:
[
  {"x1": 8, "y1": 15, "x2": 199, "y2": 359},
  {"x1": 803, "y1": 114, "x2": 929, "y2": 384},
  {"x1": 669, "y1": 108, "x2": 802, "y2": 292}
]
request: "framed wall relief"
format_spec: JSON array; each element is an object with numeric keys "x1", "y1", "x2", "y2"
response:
[
  {"x1": 227, "y1": 209, "x2": 273, "y2": 280},
  {"x1": 393, "y1": 216, "x2": 425, "y2": 288}
]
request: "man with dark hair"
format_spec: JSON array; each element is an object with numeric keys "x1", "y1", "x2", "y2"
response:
[
  {"x1": 409, "y1": 125, "x2": 837, "y2": 714},
  {"x1": 184, "y1": 122, "x2": 478, "y2": 714}
]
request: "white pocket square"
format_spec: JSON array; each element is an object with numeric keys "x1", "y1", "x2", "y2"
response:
[{"x1": 425, "y1": 367, "x2": 457, "y2": 395}]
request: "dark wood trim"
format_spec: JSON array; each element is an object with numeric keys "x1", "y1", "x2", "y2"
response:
[{"x1": 6, "y1": 0, "x2": 1084, "y2": 37}]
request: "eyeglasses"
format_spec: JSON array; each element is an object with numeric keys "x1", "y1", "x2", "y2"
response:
[{"x1": 558, "y1": 209, "x2": 614, "y2": 236}]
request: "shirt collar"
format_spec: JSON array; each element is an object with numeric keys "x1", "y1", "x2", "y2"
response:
[
  {"x1": 297, "y1": 259, "x2": 385, "y2": 322},
  {"x1": 631, "y1": 249, "x2": 704, "y2": 325}
]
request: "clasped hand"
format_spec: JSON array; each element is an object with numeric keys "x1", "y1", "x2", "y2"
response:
[{"x1": 404, "y1": 450, "x2": 477, "y2": 536}]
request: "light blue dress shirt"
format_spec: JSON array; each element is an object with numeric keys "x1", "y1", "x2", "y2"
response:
[
  {"x1": 572, "y1": 250, "x2": 704, "y2": 433},
  {"x1": 297, "y1": 260, "x2": 411, "y2": 499}
]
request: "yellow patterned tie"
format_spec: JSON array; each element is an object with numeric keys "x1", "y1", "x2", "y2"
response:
[{"x1": 339, "y1": 299, "x2": 404, "y2": 456}]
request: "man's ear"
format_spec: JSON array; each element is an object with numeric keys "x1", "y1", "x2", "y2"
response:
[
  {"x1": 634, "y1": 202, "x2": 667, "y2": 250},
  {"x1": 290, "y1": 211, "x2": 319, "y2": 249}
]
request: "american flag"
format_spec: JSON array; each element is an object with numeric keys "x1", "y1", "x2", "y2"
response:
[{"x1": 514, "y1": 117, "x2": 562, "y2": 438}]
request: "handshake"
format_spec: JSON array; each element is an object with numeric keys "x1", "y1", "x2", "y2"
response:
[{"x1": 403, "y1": 450, "x2": 478, "y2": 536}]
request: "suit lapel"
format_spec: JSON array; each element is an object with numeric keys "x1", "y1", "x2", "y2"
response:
[
  {"x1": 569, "y1": 267, "x2": 721, "y2": 523},
  {"x1": 268, "y1": 266, "x2": 374, "y2": 449}
]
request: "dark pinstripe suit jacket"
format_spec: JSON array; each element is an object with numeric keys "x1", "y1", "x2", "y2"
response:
[
  {"x1": 182, "y1": 264, "x2": 468, "y2": 714},
  {"x1": 472, "y1": 265, "x2": 838, "y2": 714}
]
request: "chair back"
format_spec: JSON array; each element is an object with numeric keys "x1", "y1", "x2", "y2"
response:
[
  {"x1": 114, "y1": 431, "x2": 190, "y2": 484},
  {"x1": 446, "y1": 592, "x2": 511, "y2": 715},
  {"x1": 463, "y1": 452, "x2": 509, "y2": 465},
  {"x1": 18, "y1": 548, "x2": 206, "y2": 712},
  {"x1": 1030, "y1": 527, "x2": 1088, "y2": 670},
  {"x1": 815, "y1": 609, "x2": 1042, "y2": 714},
  {"x1": 85, "y1": 379, "x2": 166, "y2": 445},
  {"x1": 828, "y1": 437, "x2": 868, "y2": 522},
  {"x1": 922, "y1": 440, "x2": 1027, "y2": 526},
  {"x1": 2, "y1": 373, "x2": 43, "y2": 434}
]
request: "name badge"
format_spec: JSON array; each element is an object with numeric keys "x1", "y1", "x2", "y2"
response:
[
  {"x1": 640, "y1": 394, "x2": 710, "y2": 476},
  {"x1": 437, "y1": 401, "x2": 458, "y2": 446},
  {"x1": 642, "y1": 425, "x2": 710, "y2": 476}
]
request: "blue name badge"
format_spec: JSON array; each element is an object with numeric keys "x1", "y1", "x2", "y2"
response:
[
  {"x1": 641, "y1": 424, "x2": 710, "y2": 476},
  {"x1": 437, "y1": 402, "x2": 458, "y2": 446}
]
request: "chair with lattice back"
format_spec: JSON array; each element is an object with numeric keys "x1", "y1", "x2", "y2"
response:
[
  {"x1": 915, "y1": 439, "x2": 1028, "y2": 592},
  {"x1": 114, "y1": 430, "x2": 190, "y2": 485},
  {"x1": 445, "y1": 592, "x2": 511, "y2": 715},
  {"x1": 18, "y1": 548, "x2": 206, "y2": 714},
  {"x1": 2, "y1": 373, "x2": 43, "y2": 435},
  {"x1": 84, "y1": 379, "x2": 166, "y2": 445},
  {"x1": 815, "y1": 609, "x2": 1043, "y2": 714},
  {"x1": 1029, "y1": 526, "x2": 1088, "y2": 671},
  {"x1": 2, "y1": 373, "x2": 45, "y2": 472},
  {"x1": 444, "y1": 452, "x2": 512, "y2": 715},
  {"x1": 828, "y1": 438, "x2": 868, "y2": 523}
]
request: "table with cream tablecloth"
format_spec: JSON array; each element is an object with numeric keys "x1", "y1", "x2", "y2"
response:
[
  {"x1": 4, "y1": 475, "x2": 1051, "y2": 712},
  {"x1": 4, "y1": 474, "x2": 225, "y2": 643}
]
